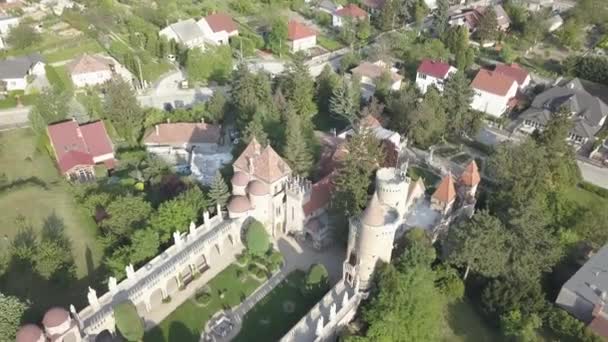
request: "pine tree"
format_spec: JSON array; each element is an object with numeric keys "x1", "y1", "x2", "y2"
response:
[
  {"x1": 283, "y1": 110, "x2": 313, "y2": 177},
  {"x1": 436, "y1": 0, "x2": 450, "y2": 37},
  {"x1": 443, "y1": 71, "x2": 476, "y2": 136},
  {"x1": 477, "y1": 8, "x2": 499, "y2": 43},
  {"x1": 208, "y1": 171, "x2": 230, "y2": 210},
  {"x1": 330, "y1": 78, "x2": 360, "y2": 126},
  {"x1": 243, "y1": 116, "x2": 268, "y2": 146}
]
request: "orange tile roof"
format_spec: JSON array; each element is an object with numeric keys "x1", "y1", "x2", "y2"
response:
[
  {"x1": 459, "y1": 160, "x2": 481, "y2": 187},
  {"x1": 233, "y1": 138, "x2": 292, "y2": 183},
  {"x1": 432, "y1": 174, "x2": 456, "y2": 203},
  {"x1": 494, "y1": 63, "x2": 529, "y2": 86},
  {"x1": 471, "y1": 69, "x2": 517, "y2": 96},
  {"x1": 287, "y1": 20, "x2": 316, "y2": 41},
  {"x1": 335, "y1": 3, "x2": 368, "y2": 18},
  {"x1": 204, "y1": 13, "x2": 238, "y2": 33},
  {"x1": 67, "y1": 54, "x2": 113, "y2": 75}
]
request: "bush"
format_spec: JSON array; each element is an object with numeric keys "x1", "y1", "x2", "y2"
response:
[
  {"x1": 113, "y1": 300, "x2": 144, "y2": 341},
  {"x1": 306, "y1": 264, "x2": 328, "y2": 288},
  {"x1": 245, "y1": 220, "x2": 270, "y2": 256},
  {"x1": 237, "y1": 253, "x2": 250, "y2": 265},
  {"x1": 195, "y1": 291, "x2": 212, "y2": 305},
  {"x1": 269, "y1": 251, "x2": 284, "y2": 271}
]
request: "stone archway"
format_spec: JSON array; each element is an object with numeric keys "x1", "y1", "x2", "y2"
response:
[
  {"x1": 180, "y1": 265, "x2": 192, "y2": 286},
  {"x1": 149, "y1": 288, "x2": 163, "y2": 307},
  {"x1": 166, "y1": 276, "x2": 179, "y2": 295}
]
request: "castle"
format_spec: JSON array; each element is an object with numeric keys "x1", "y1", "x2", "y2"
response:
[{"x1": 15, "y1": 129, "x2": 481, "y2": 342}]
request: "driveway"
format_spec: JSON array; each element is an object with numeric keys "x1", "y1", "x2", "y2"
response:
[
  {"x1": 577, "y1": 160, "x2": 608, "y2": 189},
  {"x1": 0, "y1": 106, "x2": 30, "y2": 130}
]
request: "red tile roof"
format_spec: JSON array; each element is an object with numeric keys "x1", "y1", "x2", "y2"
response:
[
  {"x1": 303, "y1": 174, "x2": 334, "y2": 216},
  {"x1": 360, "y1": 114, "x2": 382, "y2": 128},
  {"x1": 471, "y1": 69, "x2": 517, "y2": 96},
  {"x1": 335, "y1": 4, "x2": 368, "y2": 18},
  {"x1": 459, "y1": 160, "x2": 481, "y2": 187},
  {"x1": 287, "y1": 20, "x2": 316, "y2": 41},
  {"x1": 417, "y1": 59, "x2": 453, "y2": 79},
  {"x1": 204, "y1": 13, "x2": 238, "y2": 33},
  {"x1": 493, "y1": 63, "x2": 529, "y2": 86},
  {"x1": 432, "y1": 174, "x2": 456, "y2": 203},
  {"x1": 66, "y1": 54, "x2": 112, "y2": 75},
  {"x1": 351, "y1": 61, "x2": 403, "y2": 82},
  {"x1": 233, "y1": 138, "x2": 292, "y2": 184},
  {"x1": 143, "y1": 122, "x2": 221, "y2": 146},
  {"x1": 47, "y1": 120, "x2": 114, "y2": 174},
  {"x1": 588, "y1": 315, "x2": 608, "y2": 339}
]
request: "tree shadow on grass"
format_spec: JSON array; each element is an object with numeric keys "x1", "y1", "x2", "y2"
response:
[{"x1": 145, "y1": 321, "x2": 200, "y2": 342}]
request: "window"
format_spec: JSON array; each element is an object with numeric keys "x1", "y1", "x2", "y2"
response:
[{"x1": 419, "y1": 73, "x2": 426, "y2": 80}]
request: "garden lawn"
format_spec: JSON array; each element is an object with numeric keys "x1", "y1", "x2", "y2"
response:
[
  {"x1": 317, "y1": 35, "x2": 345, "y2": 51},
  {"x1": 408, "y1": 166, "x2": 441, "y2": 187},
  {"x1": 43, "y1": 38, "x2": 104, "y2": 63},
  {"x1": 233, "y1": 271, "x2": 327, "y2": 342},
  {"x1": 0, "y1": 128, "x2": 101, "y2": 276},
  {"x1": 443, "y1": 299, "x2": 504, "y2": 342},
  {"x1": 145, "y1": 264, "x2": 262, "y2": 342}
]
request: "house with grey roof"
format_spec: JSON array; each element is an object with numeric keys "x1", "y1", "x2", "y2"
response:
[
  {"x1": 0, "y1": 53, "x2": 45, "y2": 92},
  {"x1": 518, "y1": 78, "x2": 608, "y2": 146},
  {"x1": 159, "y1": 19, "x2": 206, "y2": 49},
  {"x1": 556, "y1": 244, "x2": 608, "y2": 339}
]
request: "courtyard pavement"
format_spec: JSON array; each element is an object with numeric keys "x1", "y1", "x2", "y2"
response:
[{"x1": 199, "y1": 235, "x2": 346, "y2": 341}]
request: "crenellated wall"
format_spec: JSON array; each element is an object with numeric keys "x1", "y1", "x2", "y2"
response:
[{"x1": 74, "y1": 206, "x2": 245, "y2": 337}]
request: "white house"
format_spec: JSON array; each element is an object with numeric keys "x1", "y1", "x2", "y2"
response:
[
  {"x1": 197, "y1": 13, "x2": 238, "y2": 46},
  {"x1": 350, "y1": 60, "x2": 403, "y2": 99},
  {"x1": 287, "y1": 20, "x2": 316, "y2": 53},
  {"x1": 415, "y1": 59, "x2": 457, "y2": 94},
  {"x1": 0, "y1": 53, "x2": 45, "y2": 92},
  {"x1": 66, "y1": 54, "x2": 116, "y2": 88},
  {"x1": 0, "y1": 15, "x2": 19, "y2": 37},
  {"x1": 493, "y1": 63, "x2": 531, "y2": 90},
  {"x1": 470, "y1": 69, "x2": 518, "y2": 118},
  {"x1": 159, "y1": 19, "x2": 206, "y2": 49},
  {"x1": 332, "y1": 3, "x2": 368, "y2": 27}
]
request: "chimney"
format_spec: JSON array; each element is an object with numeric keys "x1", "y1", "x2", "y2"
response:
[
  {"x1": 201, "y1": 117, "x2": 205, "y2": 124},
  {"x1": 167, "y1": 118, "x2": 171, "y2": 124},
  {"x1": 248, "y1": 157, "x2": 255, "y2": 174},
  {"x1": 155, "y1": 124, "x2": 159, "y2": 136}
]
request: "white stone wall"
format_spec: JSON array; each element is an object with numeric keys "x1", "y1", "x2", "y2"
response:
[
  {"x1": 290, "y1": 35, "x2": 316, "y2": 53},
  {"x1": 470, "y1": 83, "x2": 517, "y2": 118},
  {"x1": 71, "y1": 70, "x2": 113, "y2": 88}
]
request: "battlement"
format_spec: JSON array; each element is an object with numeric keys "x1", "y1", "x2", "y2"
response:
[{"x1": 286, "y1": 175, "x2": 312, "y2": 197}]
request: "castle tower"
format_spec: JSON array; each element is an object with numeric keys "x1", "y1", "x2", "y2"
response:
[
  {"x1": 375, "y1": 167, "x2": 411, "y2": 218},
  {"x1": 344, "y1": 193, "x2": 400, "y2": 290},
  {"x1": 458, "y1": 160, "x2": 481, "y2": 200},
  {"x1": 284, "y1": 176, "x2": 312, "y2": 236}
]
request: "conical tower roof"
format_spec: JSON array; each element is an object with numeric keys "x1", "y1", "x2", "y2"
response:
[{"x1": 432, "y1": 173, "x2": 456, "y2": 203}]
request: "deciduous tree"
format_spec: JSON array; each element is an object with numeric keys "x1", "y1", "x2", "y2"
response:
[
  {"x1": 102, "y1": 195, "x2": 152, "y2": 239},
  {"x1": 0, "y1": 292, "x2": 28, "y2": 341},
  {"x1": 6, "y1": 22, "x2": 41, "y2": 50},
  {"x1": 477, "y1": 8, "x2": 499, "y2": 43}
]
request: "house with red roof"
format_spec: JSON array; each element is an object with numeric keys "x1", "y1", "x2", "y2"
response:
[
  {"x1": 470, "y1": 69, "x2": 519, "y2": 118},
  {"x1": 332, "y1": 3, "x2": 368, "y2": 27},
  {"x1": 350, "y1": 60, "x2": 403, "y2": 99},
  {"x1": 197, "y1": 13, "x2": 239, "y2": 45},
  {"x1": 494, "y1": 63, "x2": 531, "y2": 90},
  {"x1": 415, "y1": 59, "x2": 457, "y2": 94},
  {"x1": 431, "y1": 173, "x2": 457, "y2": 214},
  {"x1": 47, "y1": 119, "x2": 115, "y2": 182},
  {"x1": 287, "y1": 20, "x2": 317, "y2": 53}
]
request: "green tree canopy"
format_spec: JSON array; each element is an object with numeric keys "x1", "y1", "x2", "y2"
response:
[
  {"x1": 103, "y1": 78, "x2": 145, "y2": 144},
  {"x1": 208, "y1": 171, "x2": 230, "y2": 210},
  {"x1": 28, "y1": 88, "x2": 70, "y2": 136},
  {"x1": 150, "y1": 187, "x2": 207, "y2": 242},
  {"x1": 102, "y1": 195, "x2": 153, "y2": 239},
  {"x1": 6, "y1": 22, "x2": 41, "y2": 50},
  {"x1": 245, "y1": 220, "x2": 270, "y2": 256},
  {"x1": 267, "y1": 18, "x2": 288, "y2": 55},
  {"x1": 330, "y1": 77, "x2": 361, "y2": 126},
  {"x1": 114, "y1": 300, "x2": 144, "y2": 341},
  {"x1": 185, "y1": 46, "x2": 233, "y2": 84},
  {"x1": 443, "y1": 71, "x2": 479, "y2": 136},
  {"x1": 283, "y1": 109, "x2": 313, "y2": 177},
  {"x1": 476, "y1": 8, "x2": 499, "y2": 43}
]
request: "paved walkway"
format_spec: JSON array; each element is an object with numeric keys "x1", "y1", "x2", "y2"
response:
[{"x1": 142, "y1": 243, "x2": 243, "y2": 330}]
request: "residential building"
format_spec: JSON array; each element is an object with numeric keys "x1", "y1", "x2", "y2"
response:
[
  {"x1": 287, "y1": 20, "x2": 317, "y2": 53},
  {"x1": 66, "y1": 54, "x2": 116, "y2": 88},
  {"x1": 159, "y1": 19, "x2": 206, "y2": 49},
  {"x1": 317, "y1": 0, "x2": 339, "y2": 14},
  {"x1": 556, "y1": 244, "x2": 608, "y2": 340},
  {"x1": 470, "y1": 69, "x2": 518, "y2": 118},
  {"x1": 0, "y1": 53, "x2": 45, "y2": 91},
  {"x1": 519, "y1": 78, "x2": 608, "y2": 146},
  {"x1": 350, "y1": 60, "x2": 403, "y2": 99},
  {"x1": 493, "y1": 63, "x2": 531, "y2": 90},
  {"x1": 143, "y1": 121, "x2": 222, "y2": 168},
  {"x1": 360, "y1": 0, "x2": 385, "y2": 13},
  {"x1": 47, "y1": 119, "x2": 115, "y2": 182},
  {"x1": 415, "y1": 59, "x2": 457, "y2": 94},
  {"x1": 0, "y1": 15, "x2": 18, "y2": 36},
  {"x1": 448, "y1": 5, "x2": 510, "y2": 33},
  {"x1": 332, "y1": 4, "x2": 368, "y2": 27},
  {"x1": 197, "y1": 13, "x2": 238, "y2": 46}
]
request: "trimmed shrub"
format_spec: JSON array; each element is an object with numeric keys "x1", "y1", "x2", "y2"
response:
[
  {"x1": 245, "y1": 220, "x2": 270, "y2": 256},
  {"x1": 306, "y1": 264, "x2": 328, "y2": 289},
  {"x1": 113, "y1": 300, "x2": 144, "y2": 341}
]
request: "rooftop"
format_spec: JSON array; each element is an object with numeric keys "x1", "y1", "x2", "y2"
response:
[
  {"x1": 67, "y1": 54, "x2": 113, "y2": 75},
  {"x1": 494, "y1": 63, "x2": 529, "y2": 86},
  {"x1": 143, "y1": 122, "x2": 222, "y2": 146},
  {"x1": 417, "y1": 59, "x2": 453, "y2": 79},
  {"x1": 459, "y1": 160, "x2": 481, "y2": 187},
  {"x1": 233, "y1": 138, "x2": 292, "y2": 184},
  {"x1": 0, "y1": 53, "x2": 43, "y2": 79},
  {"x1": 167, "y1": 18, "x2": 205, "y2": 43},
  {"x1": 287, "y1": 20, "x2": 316, "y2": 41},
  {"x1": 432, "y1": 174, "x2": 456, "y2": 203},
  {"x1": 203, "y1": 13, "x2": 238, "y2": 33},
  {"x1": 351, "y1": 61, "x2": 403, "y2": 83},
  {"x1": 471, "y1": 69, "x2": 517, "y2": 96},
  {"x1": 335, "y1": 4, "x2": 368, "y2": 18}
]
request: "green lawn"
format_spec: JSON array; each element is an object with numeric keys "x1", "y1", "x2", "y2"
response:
[
  {"x1": 443, "y1": 299, "x2": 504, "y2": 342},
  {"x1": 317, "y1": 35, "x2": 345, "y2": 52},
  {"x1": 408, "y1": 166, "x2": 441, "y2": 187},
  {"x1": 145, "y1": 264, "x2": 263, "y2": 342},
  {"x1": 233, "y1": 271, "x2": 327, "y2": 342},
  {"x1": 0, "y1": 128, "x2": 102, "y2": 317},
  {"x1": 564, "y1": 185, "x2": 608, "y2": 207},
  {"x1": 43, "y1": 38, "x2": 104, "y2": 63}
]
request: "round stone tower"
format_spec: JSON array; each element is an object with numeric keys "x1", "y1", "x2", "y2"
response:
[
  {"x1": 344, "y1": 193, "x2": 400, "y2": 290},
  {"x1": 375, "y1": 167, "x2": 411, "y2": 217}
]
